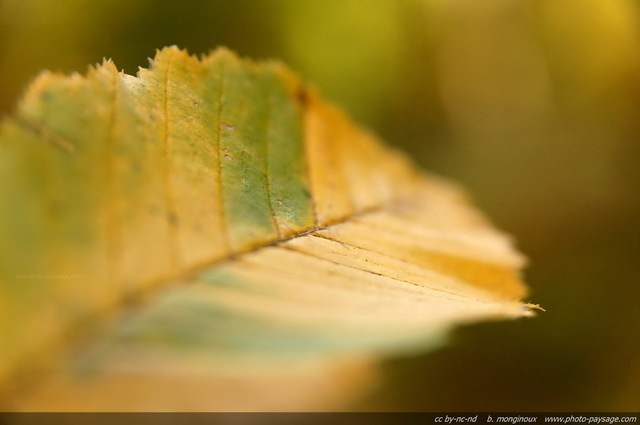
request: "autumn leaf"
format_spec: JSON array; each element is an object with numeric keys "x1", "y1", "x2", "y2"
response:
[{"x1": 0, "y1": 46, "x2": 536, "y2": 411}]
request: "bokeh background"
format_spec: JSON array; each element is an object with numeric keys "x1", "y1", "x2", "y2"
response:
[{"x1": 1, "y1": 0, "x2": 639, "y2": 411}]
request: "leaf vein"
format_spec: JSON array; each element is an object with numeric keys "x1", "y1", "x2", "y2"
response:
[
  {"x1": 161, "y1": 53, "x2": 180, "y2": 270},
  {"x1": 214, "y1": 60, "x2": 232, "y2": 253},
  {"x1": 264, "y1": 85, "x2": 282, "y2": 239},
  {"x1": 277, "y1": 242, "x2": 473, "y2": 302},
  {"x1": 106, "y1": 70, "x2": 120, "y2": 284}
]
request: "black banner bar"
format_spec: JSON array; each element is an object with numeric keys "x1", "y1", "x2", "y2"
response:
[{"x1": 0, "y1": 412, "x2": 638, "y2": 425}]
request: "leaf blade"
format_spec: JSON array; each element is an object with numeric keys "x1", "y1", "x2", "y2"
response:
[{"x1": 0, "y1": 46, "x2": 535, "y2": 410}]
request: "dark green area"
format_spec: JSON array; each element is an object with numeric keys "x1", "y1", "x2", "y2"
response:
[
  {"x1": 111, "y1": 272, "x2": 444, "y2": 357},
  {"x1": 262, "y1": 66, "x2": 315, "y2": 231},
  {"x1": 208, "y1": 53, "x2": 314, "y2": 249}
]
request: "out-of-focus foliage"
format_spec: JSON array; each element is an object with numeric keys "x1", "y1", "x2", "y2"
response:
[{"x1": 1, "y1": 0, "x2": 639, "y2": 411}]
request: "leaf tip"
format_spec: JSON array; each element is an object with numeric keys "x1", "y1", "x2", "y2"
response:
[{"x1": 522, "y1": 303, "x2": 545, "y2": 317}]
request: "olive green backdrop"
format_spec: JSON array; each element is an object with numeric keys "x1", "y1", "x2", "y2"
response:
[{"x1": 1, "y1": 0, "x2": 638, "y2": 411}]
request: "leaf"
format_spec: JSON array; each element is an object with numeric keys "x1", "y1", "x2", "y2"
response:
[{"x1": 0, "y1": 46, "x2": 536, "y2": 411}]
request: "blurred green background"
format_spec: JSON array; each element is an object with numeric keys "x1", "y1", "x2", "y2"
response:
[{"x1": 1, "y1": 0, "x2": 639, "y2": 411}]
